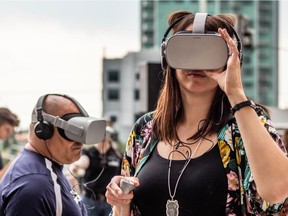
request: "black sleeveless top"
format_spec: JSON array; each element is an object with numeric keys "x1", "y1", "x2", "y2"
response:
[{"x1": 133, "y1": 144, "x2": 227, "y2": 216}]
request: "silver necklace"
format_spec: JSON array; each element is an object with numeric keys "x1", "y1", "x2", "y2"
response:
[{"x1": 166, "y1": 138, "x2": 203, "y2": 216}]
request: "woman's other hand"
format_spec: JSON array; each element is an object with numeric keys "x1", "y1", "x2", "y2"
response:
[{"x1": 105, "y1": 176, "x2": 139, "y2": 216}]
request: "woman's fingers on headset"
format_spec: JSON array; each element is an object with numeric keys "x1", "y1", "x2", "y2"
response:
[{"x1": 218, "y1": 28, "x2": 239, "y2": 64}]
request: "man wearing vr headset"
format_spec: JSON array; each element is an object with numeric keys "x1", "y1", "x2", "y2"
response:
[
  {"x1": 0, "y1": 94, "x2": 106, "y2": 216},
  {"x1": 106, "y1": 11, "x2": 288, "y2": 215}
]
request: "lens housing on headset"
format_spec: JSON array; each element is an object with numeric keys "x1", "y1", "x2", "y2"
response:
[
  {"x1": 161, "y1": 13, "x2": 243, "y2": 70},
  {"x1": 165, "y1": 32, "x2": 229, "y2": 70}
]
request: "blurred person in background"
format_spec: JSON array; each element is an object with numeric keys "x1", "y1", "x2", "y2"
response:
[
  {"x1": 0, "y1": 107, "x2": 20, "y2": 170},
  {"x1": 70, "y1": 125, "x2": 122, "y2": 216}
]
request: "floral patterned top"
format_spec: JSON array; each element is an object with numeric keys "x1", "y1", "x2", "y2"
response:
[{"x1": 119, "y1": 108, "x2": 288, "y2": 216}]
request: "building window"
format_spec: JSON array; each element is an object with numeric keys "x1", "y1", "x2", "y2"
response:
[
  {"x1": 135, "y1": 73, "x2": 140, "y2": 81},
  {"x1": 243, "y1": 56, "x2": 251, "y2": 64},
  {"x1": 110, "y1": 115, "x2": 117, "y2": 123},
  {"x1": 244, "y1": 81, "x2": 253, "y2": 88},
  {"x1": 108, "y1": 70, "x2": 120, "y2": 82},
  {"x1": 108, "y1": 89, "x2": 119, "y2": 100},
  {"x1": 243, "y1": 68, "x2": 252, "y2": 76},
  {"x1": 134, "y1": 89, "x2": 140, "y2": 100}
]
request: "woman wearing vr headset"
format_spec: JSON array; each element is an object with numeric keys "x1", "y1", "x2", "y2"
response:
[{"x1": 105, "y1": 11, "x2": 288, "y2": 216}]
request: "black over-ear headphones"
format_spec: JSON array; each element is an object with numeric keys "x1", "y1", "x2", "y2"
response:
[
  {"x1": 34, "y1": 94, "x2": 89, "y2": 140},
  {"x1": 160, "y1": 13, "x2": 243, "y2": 70}
]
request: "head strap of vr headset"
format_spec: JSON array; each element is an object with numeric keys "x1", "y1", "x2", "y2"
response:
[
  {"x1": 32, "y1": 111, "x2": 84, "y2": 137},
  {"x1": 161, "y1": 12, "x2": 243, "y2": 66},
  {"x1": 192, "y1": 13, "x2": 207, "y2": 33}
]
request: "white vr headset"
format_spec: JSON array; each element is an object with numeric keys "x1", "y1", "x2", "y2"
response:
[
  {"x1": 32, "y1": 112, "x2": 106, "y2": 144},
  {"x1": 32, "y1": 94, "x2": 106, "y2": 144},
  {"x1": 161, "y1": 13, "x2": 243, "y2": 70}
]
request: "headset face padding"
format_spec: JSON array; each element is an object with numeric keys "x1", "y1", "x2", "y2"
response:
[{"x1": 57, "y1": 113, "x2": 83, "y2": 141}]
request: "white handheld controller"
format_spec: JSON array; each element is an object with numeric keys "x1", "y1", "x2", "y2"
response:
[{"x1": 120, "y1": 178, "x2": 136, "y2": 194}]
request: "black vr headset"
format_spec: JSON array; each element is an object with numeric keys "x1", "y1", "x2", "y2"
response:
[
  {"x1": 161, "y1": 13, "x2": 243, "y2": 70},
  {"x1": 32, "y1": 94, "x2": 106, "y2": 144}
]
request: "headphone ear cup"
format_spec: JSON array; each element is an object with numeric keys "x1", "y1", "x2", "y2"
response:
[{"x1": 34, "y1": 121, "x2": 54, "y2": 140}]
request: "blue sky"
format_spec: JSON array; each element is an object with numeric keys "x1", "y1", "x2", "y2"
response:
[{"x1": 0, "y1": 0, "x2": 140, "y2": 129}]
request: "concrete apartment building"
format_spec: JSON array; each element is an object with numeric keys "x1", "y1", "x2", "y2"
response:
[{"x1": 102, "y1": 50, "x2": 160, "y2": 143}]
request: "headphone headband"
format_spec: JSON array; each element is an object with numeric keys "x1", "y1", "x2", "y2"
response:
[{"x1": 162, "y1": 15, "x2": 187, "y2": 43}]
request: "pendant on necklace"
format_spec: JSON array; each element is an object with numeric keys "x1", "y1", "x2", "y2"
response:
[{"x1": 166, "y1": 199, "x2": 179, "y2": 216}]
